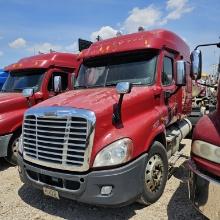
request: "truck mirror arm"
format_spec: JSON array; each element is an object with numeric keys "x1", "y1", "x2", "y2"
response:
[
  {"x1": 112, "y1": 82, "x2": 132, "y2": 125},
  {"x1": 195, "y1": 42, "x2": 220, "y2": 50},
  {"x1": 112, "y1": 94, "x2": 124, "y2": 125}
]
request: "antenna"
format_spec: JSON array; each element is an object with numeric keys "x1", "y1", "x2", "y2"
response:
[
  {"x1": 96, "y1": 35, "x2": 102, "y2": 41},
  {"x1": 116, "y1": 31, "x2": 122, "y2": 37}
]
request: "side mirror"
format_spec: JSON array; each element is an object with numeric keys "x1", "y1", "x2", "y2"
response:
[
  {"x1": 190, "y1": 49, "x2": 202, "y2": 80},
  {"x1": 176, "y1": 60, "x2": 186, "y2": 86},
  {"x1": 113, "y1": 82, "x2": 132, "y2": 125},
  {"x1": 54, "y1": 76, "x2": 62, "y2": 93},
  {"x1": 22, "y1": 88, "x2": 34, "y2": 98},
  {"x1": 116, "y1": 82, "x2": 132, "y2": 95}
]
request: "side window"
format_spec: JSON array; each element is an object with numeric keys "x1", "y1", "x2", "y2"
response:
[
  {"x1": 162, "y1": 57, "x2": 173, "y2": 86},
  {"x1": 47, "y1": 72, "x2": 68, "y2": 92}
]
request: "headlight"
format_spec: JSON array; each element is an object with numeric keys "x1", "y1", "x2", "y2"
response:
[
  {"x1": 18, "y1": 135, "x2": 23, "y2": 154},
  {"x1": 93, "y1": 138, "x2": 133, "y2": 167},
  {"x1": 192, "y1": 140, "x2": 220, "y2": 164}
]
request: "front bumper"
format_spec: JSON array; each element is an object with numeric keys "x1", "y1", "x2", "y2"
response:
[
  {"x1": 18, "y1": 153, "x2": 147, "y2": 206},
  {"x1": 188, "y1": 159, "x2": 220, "y2": 220},
  {"x1": 0, "y1": 133, "x2": 12, "y2": 157}
]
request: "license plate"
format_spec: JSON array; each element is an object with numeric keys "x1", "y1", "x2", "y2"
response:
[{"x1": 43, "y1": 187, "x2": 59, "y2": 199}]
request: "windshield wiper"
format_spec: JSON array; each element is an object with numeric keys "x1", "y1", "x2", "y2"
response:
[
  {"x1": 13, "y1": 88, "x2": 22, "y2": 91},
  {"x1": 105, "y1": 83, "x2": 117, "y2": 87},
  {"x1": 86, "y1": 84, "x2": 104, "y2": 88},
  {"x1": 74, "y1": 85, "x2": 87, "y2": 89}
]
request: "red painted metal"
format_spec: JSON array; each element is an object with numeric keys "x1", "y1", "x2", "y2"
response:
[
  {"x1": 80, "y1": 29, "x2": 190, "y2": 62},
  {"x1": 4, "y1": 52, "x2": 80, "y2": 71},
  {"x1": 193, "y1": 111, "x2": 220, "y2": 147},
  {"x1": 0, "y1": 52, "x2": 80, "y2": 136},
  {"x1": 192, "y1": 155, "x2": 220, "y2": 178},
  {"x1": 35, "y1": 29, "x2": 192, "y2": 166},
  {"x1": 192, "y1": 80, "x2": 220, "y2": 175}
]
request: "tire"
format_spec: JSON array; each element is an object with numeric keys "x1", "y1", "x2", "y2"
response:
[
  {"x1": 5, "y1": 132, "x2": 21, "y2": 165},
  {"x1": 138, "y1": 141, "x2": 168, "y2": 206}
]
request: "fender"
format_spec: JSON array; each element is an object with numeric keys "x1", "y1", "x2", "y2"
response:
[
  {"x1": 0, "y1": 109, "x2": 25, "y2": 135},
  {"x1": 90, "y1": 108, "x2": 165, "y2": 166},
  {"x1": 143, "y1": 124, "x2": 166, "y2": 152}
]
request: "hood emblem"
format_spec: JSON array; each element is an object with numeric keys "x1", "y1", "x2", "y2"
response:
[{"x1": 44, "y1": 111, "x2": 57, "y2": 117}]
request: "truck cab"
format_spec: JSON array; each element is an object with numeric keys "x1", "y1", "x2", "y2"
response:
[
  {"x1": 0, "y1": 52, "x2": 80, "y2": 164},
  {"x1": 18, "y1": 29, "x2": 194, "y2": 206},
  {"x1": 188, "y1": 43, "x2": 220, "y2": 219},
  {"x1": 0, "y1": 69, "x2": 8, "y2": 89}
]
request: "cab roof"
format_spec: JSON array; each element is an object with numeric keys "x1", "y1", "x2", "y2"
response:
[
  {"x1": 80, "y1": 29, "x2": 190, "y2": 62},
  {"x1": 5, "y1": 52, "x2": 80, "y2": 72}
]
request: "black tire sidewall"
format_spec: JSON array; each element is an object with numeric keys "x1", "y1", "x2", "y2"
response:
[{"x1": 141, "y1": 141, "x2": 168, "y2": 204}]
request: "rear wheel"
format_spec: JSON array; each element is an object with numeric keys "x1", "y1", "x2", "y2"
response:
[
  {"x1": 5, "y1": 132, "x2": 21, "y2": 165},
  {"x1": 138, "y1": 141, "x2": 168, "y2": 205}
]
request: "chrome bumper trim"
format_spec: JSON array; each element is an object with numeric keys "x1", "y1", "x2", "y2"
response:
[{"x1": 188, "y1": 159, "x2": 220, "y2": 220}]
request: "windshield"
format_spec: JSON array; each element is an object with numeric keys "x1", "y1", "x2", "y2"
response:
[
  {"x1": 1, "y1": 69, "x2": 45, "y2": 92},
  {"x1": 75, "y1": 50, "x2": 158, "y2": 88}
]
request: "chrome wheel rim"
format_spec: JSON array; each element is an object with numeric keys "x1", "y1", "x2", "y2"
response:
[
  {"x1": 145, "y1": 154, "x2": 164, "y2": 193},
  {"x1": 12, "y1": 137, "x2": 19, "y2": 158}
]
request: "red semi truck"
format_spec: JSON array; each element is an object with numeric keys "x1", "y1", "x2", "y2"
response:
[
  {"x1": 0, "y1": 52, "x2": 80, "y2": 164},
  {"x1": 18, "y1": 29, "x2": 197, "y2": 206},
  {"x1": 188, "y1": 42, "x2": 220, "y2": 220}
]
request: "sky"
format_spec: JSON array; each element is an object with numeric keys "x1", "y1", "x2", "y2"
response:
[{"x1": 0, "y1": 0, "x2": 219, "y2": 74}]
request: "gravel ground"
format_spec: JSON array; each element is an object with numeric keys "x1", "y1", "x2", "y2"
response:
[{"x1": 0, "y1": 139, "x2": 206, "y2": 220}]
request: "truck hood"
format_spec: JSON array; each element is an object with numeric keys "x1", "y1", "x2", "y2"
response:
[
  {"x1": 0, "y1": 92, "x2": 27, "y2": 115},
  {"x1": 35, "y1": 88, "x2": 119, "y2": 114},
  {"x1": 31, "y1": 86, "x2": 157, "y2": 168},
  {"x1": 34, "y1": 86, "x2": 156, "y2": 115},
  {"x1": 193, "y1": 111, "x2": 220, "y2": 147}
]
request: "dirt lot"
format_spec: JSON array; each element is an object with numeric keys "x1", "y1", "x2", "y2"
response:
[{"x1": 0, "y1": 139, "x2": 206, "y2": 220}]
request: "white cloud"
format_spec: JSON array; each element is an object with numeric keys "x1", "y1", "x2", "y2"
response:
[
  {"x1": 0, "y1": 51, "x2": 3, "y2": 56},
  {"x1": 123, "y1": 5, "x2": 162, "y2": 33},
  {"x1": 91, "y1": 0, "x2": 194, "y2": 36},
  {"x1": 28, "y1": 42, "x2": 62, "y2": 53},
  {"x1": 65, "y1": 41, "x2": 78, "y2": 52},
  {"x1": 163, "y1": 0, "x2": 194, "y2": 23},
  {"x1": 9, "y1": 38, "x2": 27, "y2": 49},
  {"x1": 90, "y1": 26, "x2": 118, "y2": 41}
]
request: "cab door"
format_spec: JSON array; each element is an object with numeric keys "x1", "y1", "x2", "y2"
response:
[{"x1": 161, "y1": 52, "x2": 178, "y2": 125}]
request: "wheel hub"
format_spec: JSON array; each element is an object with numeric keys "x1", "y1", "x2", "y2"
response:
[
  {"x1": 145, "y1": 154, "x2": 164, "y2": 193},
  {"x1": 12, "y1": 138, "x2": 19, "y2": 154}
]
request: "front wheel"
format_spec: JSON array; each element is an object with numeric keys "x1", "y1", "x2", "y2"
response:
[
  {"x1": 5, "y1": 133, "x2": 21, "y2": 165},
  {"x1": 138, "y1": 141, "x2": 168, "y2": 205}
]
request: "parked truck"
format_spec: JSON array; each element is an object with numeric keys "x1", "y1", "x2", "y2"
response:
[
  {"x1": 0, "y1": 69, "x2": 8, "y2": 89},
  {"x1": 0, "y1": 52, "x2": 80, "y2": 165},
  {"x1": 189, "y1": 72, "x2": 218, "y2": 126},
  {"x1": 188, "y1": 42, "x2": 220, "y2": 220},
  {"x1": 18, "y1": 29, "x2": 197, "y2": 206}
]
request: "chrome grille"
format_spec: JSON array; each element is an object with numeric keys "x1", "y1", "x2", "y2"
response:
[{"x1": 22, "y1": 107, "x2": 96, "y2": 172}]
